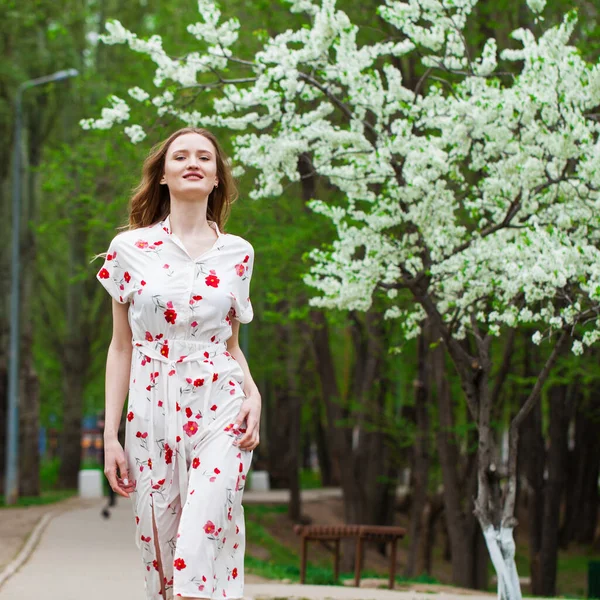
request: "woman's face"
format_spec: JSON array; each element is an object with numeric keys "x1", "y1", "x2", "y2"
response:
[{"x1": 160, "y1": 133, "x2": 219, "y2": 200}]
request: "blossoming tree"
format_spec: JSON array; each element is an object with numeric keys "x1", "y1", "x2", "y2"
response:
[{"x1": 83, "y1": 0, "x2": 600, "y2": 596}]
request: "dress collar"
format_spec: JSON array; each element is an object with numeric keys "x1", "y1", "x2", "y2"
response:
[{"x1": 161, "y1": 214, "x2": 222, "y2": 239}]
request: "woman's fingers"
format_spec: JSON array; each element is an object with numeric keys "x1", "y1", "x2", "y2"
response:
[
  {"x1": 104, "y1": 445, "x2": 132, "y2": 498},
  {"x1": 105, "y1": 466, "x2": 130, "y2": 498},
  {"x1": 117, "y1": 457, "x2": 129, "y2": 487},
  {"x1": 237, "y1": 418, "x2": 260, "y2": 450}
]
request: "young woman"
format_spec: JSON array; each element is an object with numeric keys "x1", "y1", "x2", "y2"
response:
[{"x1": 96, "y1": 127, "x2": 261, "y2": 600}]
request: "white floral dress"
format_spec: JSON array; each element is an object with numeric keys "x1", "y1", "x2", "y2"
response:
[{"x1": 96, "y1": 215, "x2": 254, "y2": 600}]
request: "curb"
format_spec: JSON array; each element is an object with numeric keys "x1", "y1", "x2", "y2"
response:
[{"x1": 0, "y1": 511, "x2": 55, "y2": 590}]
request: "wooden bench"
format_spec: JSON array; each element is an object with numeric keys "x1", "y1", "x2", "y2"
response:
[{"x1": 293, "y1": 524, "x2": 407, "y2": 589}]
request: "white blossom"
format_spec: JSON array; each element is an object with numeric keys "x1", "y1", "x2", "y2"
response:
[
  {"x1": 82, "y1": 0, "x2": 600, "y2": 357},
  {"x1": 128, "y1": 86, "x2": 150, "y2": 102},
  {"x1": 526, "y1": 0, "x2": 546, "y2": 14},
  {"x1": 572, "y1": 340, "x2": 584, "y2": 356},
  {"x1": 124, "y1": 124, "x2": 146, "y2": 144}
]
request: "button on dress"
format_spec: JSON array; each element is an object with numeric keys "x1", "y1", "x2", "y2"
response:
[{"x1": 96, "y1": 215, "x2": 254, "y2": 600}]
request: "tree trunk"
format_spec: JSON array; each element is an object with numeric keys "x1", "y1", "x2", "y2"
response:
[
  {"x1": 405, "y1": 326, "x2": 432, "y2": 577},
  {"x1": 16, "y1": 112, "x2": 42, "y2": 496},
  {"x1": 561, "y1": 391, "x2": 600, "y2": 545},
  {"x1": 18, "y1": 358, "x2": 40, "y2": 496},
  {"x1": 432, "y1": 338, "x2": 489, "y2": 588},
  {"x1": 524, "y1": 400, "x2": 544, "y2": 589},
  {"x1": 530, "y1": 385, "x2": 569, "y2": 595},
  {"x1": 58, "y1": 202, "x2": 94, "y2": 488},
  {"x1": 285, "y1": 325, "x2": 304, "y2": 522},
  {"x1": 311, "y1": 393, "x2": 336, "y2": 486}
]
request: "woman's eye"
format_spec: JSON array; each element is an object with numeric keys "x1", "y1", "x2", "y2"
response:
[{"x1": 175, "y1": 156, "x2": 185, "y2": 160}]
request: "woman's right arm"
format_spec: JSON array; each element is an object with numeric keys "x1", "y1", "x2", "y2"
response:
[{"x1": 103, "y1": 299, "x2": 135, "y2": 498}]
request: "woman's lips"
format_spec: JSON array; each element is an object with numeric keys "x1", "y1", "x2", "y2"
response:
[{"x1": 183, "y1": 174, "x2": 203, "y2": 180}]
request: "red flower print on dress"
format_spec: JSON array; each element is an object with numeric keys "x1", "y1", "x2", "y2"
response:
[
  {"x1": 185, "y1": 406, "x2": 193, "y2": 418},
  {"x1": 135, "y1": 240, "x2": 149, "y2": 249},
  {"x1": 147, "y1": 458, "x2": 153, "y2": 469},
  {"x1": 141, "y1": 535, "x2": 151, "y2": 543},
  {"x1": 164, "y1": 443, "x2": 173, "y2": 464},
  {"x1": 204, "y1": 521, "x2": 216, "y2": 535},
  {"x1": 160, "y1": 342, "x2": 170, "y2": 358},
  {"x1": 164, "y1": 301, "x2": 177, "y2": 324},
  {"x1": 127, "y1": 411, "x2": 134, "y2": 422},
  {"x1": 243, "y1": 254, "x2": 250, "y2": 263},
  {"x1": 210, "y1": 404, "x2": 217, "y2": 412},
  {"x1": 205, "y1": 270, "x2": 220, "y2": 288},
  {"x1": 153, "y1": 560, "x2": 159, "y2": 571},
  {"x1": 234, "y1": 263, "x2": 246, "y2": 277},
  {"x1": 145, "y1": 331, "x2": 153, "y2": 341},
  {"x1": 183, "y1": 421, "x2": 199, "y2": 436},
  {"x1": 152, "y1": 478, "x2": 166, "y2": 490},
  {"x1": 98, "y1": 268, "x2": 110, "y2": 279},
  {"x1": 232, "y1": 568, "x2": 238, "y2": 579},
  {"x1": 192, "y1": 457, "x2": 200, "y2": 469},
  {"x1": 136, "y1": 431, "x2": 149, "y2": 450},
  {"x1": 212, "y1": 372, "x2": 219, "y2": 382},
  {"x1": 124, "y1": 271, "x2": 131, "y2": 283},
  {"x1": 174, "y1": 558, "x2": 186, "y2": 571},
  {"x1": 194, "y1": 378, "x2": 204, "y2": 387}
]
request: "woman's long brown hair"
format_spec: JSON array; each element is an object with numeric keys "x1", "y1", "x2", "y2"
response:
[{"x1": 127, "y1": 127, "x2": 238, "y2": 232}]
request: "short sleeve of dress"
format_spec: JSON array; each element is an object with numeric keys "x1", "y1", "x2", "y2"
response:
[
  {"x1": 96, "y1": 234, "x2": 132, "y2": 304},
  {"x1": 231, "y1": 243, "x2": 254, "y2": 324}
]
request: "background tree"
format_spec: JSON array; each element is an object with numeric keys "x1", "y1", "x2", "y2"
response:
[{"x1": 81, "y1": 0, "x2": 600, "y2": 596}]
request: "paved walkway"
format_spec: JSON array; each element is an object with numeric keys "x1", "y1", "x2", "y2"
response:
[{"x1": 0, "y1": 494, "x2": 498, "y2": 600}]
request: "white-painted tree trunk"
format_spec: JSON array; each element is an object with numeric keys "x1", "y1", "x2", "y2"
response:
[{"x1": 482, "y1": 525, "x2": 522, "y2": 600}]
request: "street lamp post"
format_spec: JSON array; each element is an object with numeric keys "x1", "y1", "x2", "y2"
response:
[{"x1": 4, "y1": 68, "x2": 78, "y2": 506}]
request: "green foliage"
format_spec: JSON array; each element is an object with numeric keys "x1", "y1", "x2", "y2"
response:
[
  {"x1": 0, "y1": 489, "x2": 76, "y2": 509},
  {"x1": 40, "y1": 457, "x2": 61, "y2": 490},
  {"x1": 299, "y1": 468, "x2": 323, "y2": 489}
]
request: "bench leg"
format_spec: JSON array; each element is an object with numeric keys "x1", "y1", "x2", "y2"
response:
[
  {"x1": 334, "y1": 539, "x2": 340, "y2": 582},
  {"x1": 300, "y1": 537, "x2": 308, "y2": 584},
  {"x1": 354, "y1": 537, "x2": 363, "y2": 587},
  {"x1": 388, "y1": 538, "x2": 397, "y2": 589}
]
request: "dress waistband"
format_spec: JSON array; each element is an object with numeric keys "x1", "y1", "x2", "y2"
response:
[{"x1": 132, "y1": 338, "x2": 228, "y2": 365}]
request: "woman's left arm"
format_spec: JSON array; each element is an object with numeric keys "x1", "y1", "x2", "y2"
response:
[{"x1": 227, "y1": 318, "x2": 261, "y2": 451}]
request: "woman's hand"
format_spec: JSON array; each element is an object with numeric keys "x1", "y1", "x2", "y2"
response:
[
  {"x1": 234, "y1": 390, "x2": 261, "y2": 452},
  {"x1": 104, "y1": 437, "x2": 136, "y2": 498}
]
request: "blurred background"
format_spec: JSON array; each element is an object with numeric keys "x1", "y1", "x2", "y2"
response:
[{"x1": 0, "y1": 0, "x2": 599, "y2": 597}]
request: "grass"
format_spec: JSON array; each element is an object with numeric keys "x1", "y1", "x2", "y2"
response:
[
  {"x1": 299, "y1": 469, "x2": 323, "y2": 490},
  {"x1": 0, "y1": 489, "x2": 77, "y2": 508}
]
